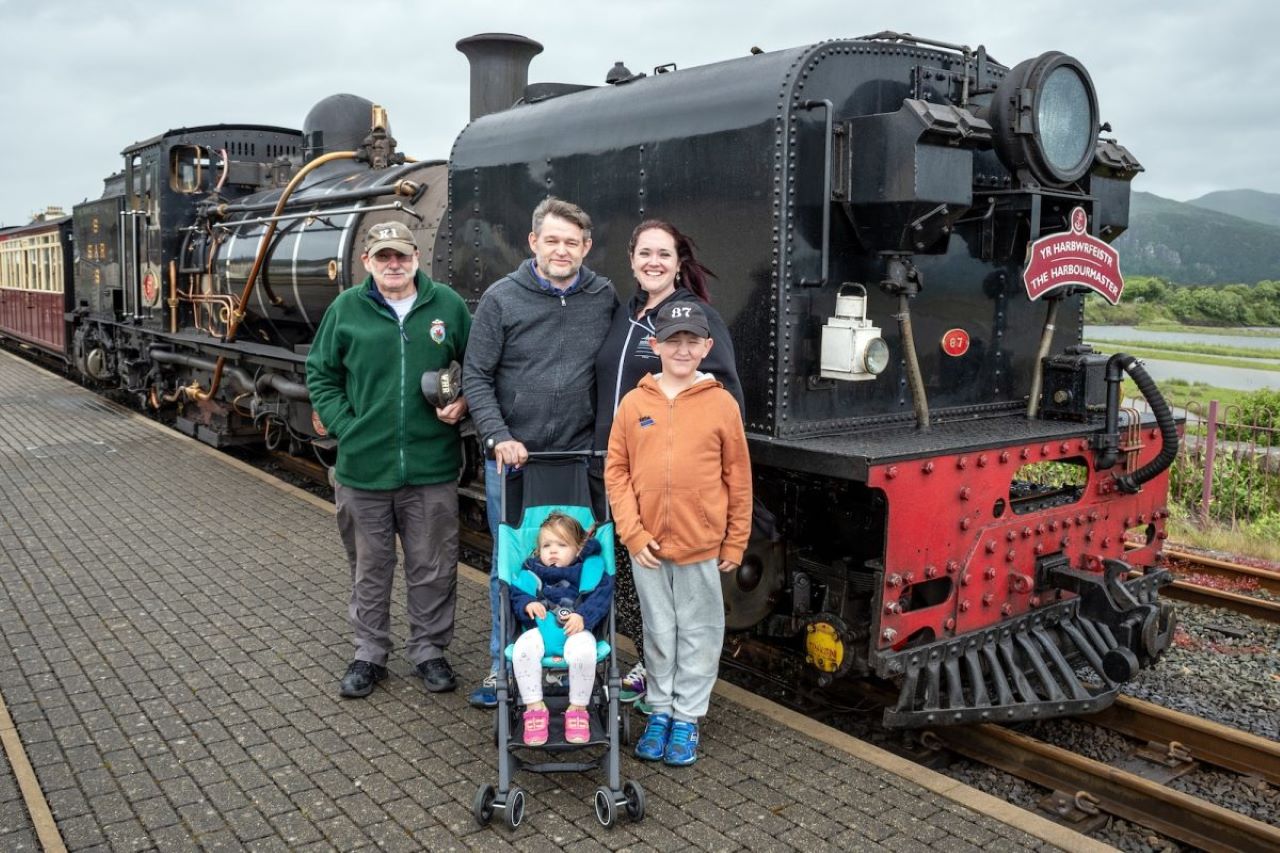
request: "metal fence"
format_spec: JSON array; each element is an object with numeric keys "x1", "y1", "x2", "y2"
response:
[{"x1": 1124, "y1": 397, "x2": 1280, "y2": 532}]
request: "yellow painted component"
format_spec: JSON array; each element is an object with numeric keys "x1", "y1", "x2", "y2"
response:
[{"x1": 805, "y1": 622, "x2": 844, "y2": 673}]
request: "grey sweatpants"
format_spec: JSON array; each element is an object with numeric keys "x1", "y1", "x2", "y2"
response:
[
  {"x1": 335, "y1": 482, "x2": 458, "y2": 667},
  {"x1": 632, "y1": 557, "x2": 724, "y2": 722}
]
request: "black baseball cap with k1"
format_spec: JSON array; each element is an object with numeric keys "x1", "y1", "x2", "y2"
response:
[{"x1": 653, "y1": 300, "x2": 710, "y2": 341}]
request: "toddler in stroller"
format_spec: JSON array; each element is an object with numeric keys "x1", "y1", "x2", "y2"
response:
[
  {"x1": 509, "y1": 512, "x2": 611, "y2": 746},
  {"x1": 473, "y1": 452, "x2": 645, "y2": 830}
]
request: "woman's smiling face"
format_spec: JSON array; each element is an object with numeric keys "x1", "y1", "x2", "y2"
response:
[{"x1": 630, "y1": 228, "x2": 679, "y2": 302}]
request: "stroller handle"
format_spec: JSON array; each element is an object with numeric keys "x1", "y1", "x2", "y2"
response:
[
  {"x1": 499, "y1": 449, "x2": 609, "y2": 525},
  {"x1": 524, "y1": 449, "x2": 606, "y2": 460}
]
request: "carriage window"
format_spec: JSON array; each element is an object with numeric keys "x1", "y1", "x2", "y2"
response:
[{"x1": 170, "y1": 145, "x2": 211, "y2": 193}]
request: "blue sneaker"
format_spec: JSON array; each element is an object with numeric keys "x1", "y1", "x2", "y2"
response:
[
  {"x1": 634, "y1": 712, "x2": 671, "y2": 761},
  {"x1": 468, "y1": 670, "x2": 497, "y2": 709},
  {"x1": 664, "y1": 720, "x2": 699, "y2": 766}
]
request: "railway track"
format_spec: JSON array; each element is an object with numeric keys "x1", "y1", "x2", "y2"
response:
[
  {"x1": 1152, "y1": 547, "x2": 1280, "y2": 623},
  {"x1": 725, "y1": 646, "x2": 1280, "y2": 852},
  {"x1": 927, "y1": 723, "x2": 1280, "y2": 852}
]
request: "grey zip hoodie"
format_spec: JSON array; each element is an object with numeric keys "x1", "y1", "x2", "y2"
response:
[{"x1": 462, "y1": 260, "x2": 618, "y2": 452}]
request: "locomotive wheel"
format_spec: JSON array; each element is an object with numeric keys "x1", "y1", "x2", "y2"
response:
[
  {"x1": 473, "y1": 783, "x2": 496, "y2": 826},
  {"x1": 594, "y1": 786, "x2": 617, "y2": 828},
  {"x1": 622, "y1": 780, "x2": 645, "y2": 821},
  {"x1": 504, "y1": 786, "x2": 526, "y2": 830}
]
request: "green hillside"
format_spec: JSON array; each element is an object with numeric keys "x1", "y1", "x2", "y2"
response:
[
  {"x1": 1187, "y1": 189, "x2": 1280, "y2": 228},
  {"x1": 1113, "y1": 191, "x2": 1280, "y2": 284}
]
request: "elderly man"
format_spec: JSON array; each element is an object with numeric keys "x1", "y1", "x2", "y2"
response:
[
  {"x1": 307, "y1": 221, "x2": 471, "y2": 698},
  {"x1": 462, "y1": 197, "x2": 618, "y2": 708}
]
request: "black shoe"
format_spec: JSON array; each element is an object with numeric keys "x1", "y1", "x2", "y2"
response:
[
  {"x1": 339, "y1": 660, "x2": 387, "y2": 698},
  {"x1": 417, "y1": 658, "x2": 457, "y2": 693}
]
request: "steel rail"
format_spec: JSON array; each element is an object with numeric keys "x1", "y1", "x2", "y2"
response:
[
  {"x1": 1164, "y1": 547, "x2": 1280, "y2": 596},
  {"x1": 930, "y1": 723, "x2": 1280, "y2": 853},
  {"x1": 1158, "y1": 577, "x2": 1280, "y2": 623},
  {"x1": 1085, "y1": 694, "x2": 1280, "y2": 786}
]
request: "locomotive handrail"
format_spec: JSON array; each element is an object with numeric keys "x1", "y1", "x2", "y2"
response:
[
  {"x1": 213, "y1": 200, "x2": 422, "y2": 231},
  {"x1": 797, "y1": 99, "x2": 832, "y2": 286},
  {"x1": 210, "y1": 170, "x2": 440, "y2": 216}
]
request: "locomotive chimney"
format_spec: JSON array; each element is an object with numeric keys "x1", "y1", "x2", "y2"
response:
[{"x1": 456, "y1": 33, "x2": 544, "y2": 120}]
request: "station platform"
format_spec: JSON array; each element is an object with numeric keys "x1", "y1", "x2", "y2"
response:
[{"x1": 0, "y1": 350, "x2": 1106, "y2": 852}]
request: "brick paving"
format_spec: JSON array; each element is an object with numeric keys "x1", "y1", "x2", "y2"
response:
[{"x1": 0, "y1": 351, "x2": 1072, "y2": 851}]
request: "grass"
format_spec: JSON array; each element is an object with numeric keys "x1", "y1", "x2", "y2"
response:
[
  {"x1": 1168, "y1": 516, "x2": 1280, "y2": 564},
  {"x1": 1092, "y1": 344, "x2": 1280, "y2": 373},
  {"x1": 1123, "y1": 378, "x2": 1253, "y2": 415},
  {"x1": 1085, "y1": 338, "x2": 1280, "y2": 360},
  {"x1": 1130, "y1": 321, "x2": 1280, "y2": 338}
]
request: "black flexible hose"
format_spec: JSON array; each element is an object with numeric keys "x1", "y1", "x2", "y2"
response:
[{"x1": 1109, "y1": 353, "x2": 1179, "y2": 493}]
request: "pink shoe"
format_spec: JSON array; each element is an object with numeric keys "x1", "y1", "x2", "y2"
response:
[
  {"x1": 522, "y1": 708, "x2": 549, "y2": 746},
  {"x1": 564, "y1": 709, "x2": 590, "y2": 744}
]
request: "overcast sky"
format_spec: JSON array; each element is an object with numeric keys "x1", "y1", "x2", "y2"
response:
[{"x1": 1, "y1": 0, "x2": 1275, "y2": 227}]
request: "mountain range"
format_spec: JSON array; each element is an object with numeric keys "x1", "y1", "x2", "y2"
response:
[{"x1": 1112, "y1": 188, "x2": 1280, "y2": 284}]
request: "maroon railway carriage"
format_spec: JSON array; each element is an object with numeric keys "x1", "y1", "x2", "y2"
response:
[{"x1": 0, "y1": 213, "x2": 74, "y2": 357}]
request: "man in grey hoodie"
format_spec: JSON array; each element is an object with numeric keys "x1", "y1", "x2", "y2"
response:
[{"x1": 461, "y1": 197, "x2": 618, "y2": 707}]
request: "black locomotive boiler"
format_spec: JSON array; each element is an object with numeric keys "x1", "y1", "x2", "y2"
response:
[
  {"x1": 443, "y1": 33, "x2": 1178, "y2": 726},
  {"x1": 0, "y1": 30, "x2": 1179, "y2": 728},
  {"x1": 62, "y1": 95, "x2": 448, "y2": 453}
]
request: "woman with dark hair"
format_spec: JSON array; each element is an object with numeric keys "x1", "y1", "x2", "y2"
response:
[{"x1": 594, "y1": 219, "x2": 744, "y2": 713}]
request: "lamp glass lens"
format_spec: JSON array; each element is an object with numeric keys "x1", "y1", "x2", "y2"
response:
[
  {"x1": 864, "y1": 337, "x2": 890, "y2": 374},
  {"x1": 1038, "y1": 66, "x2": 1092, "y2": 175}
]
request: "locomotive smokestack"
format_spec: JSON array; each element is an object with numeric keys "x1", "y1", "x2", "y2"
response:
[{"x1": 456, "y1": 33, "x2": 544, "y2": 121}]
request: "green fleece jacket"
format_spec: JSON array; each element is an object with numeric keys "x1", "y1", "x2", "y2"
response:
[{"x1": 306, "y1": 272, "x2": 471, "y2": 490}]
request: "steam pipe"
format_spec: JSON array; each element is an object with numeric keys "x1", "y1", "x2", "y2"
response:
[
  {"x1": 1026, "y1": 296, "x2": 1061, "y2": 419},
  {"x1": 257, "y1": 372, "x2": 310, "y2": 402},
  {"x1": 149, "y1": 348, "x2": 309, "y2": 402},
  {"x1": 150, "y1": 349, "x2": 255, "y2": 396},
  {"x1": 167, "y1": 260, "x2": 178, "y2": 334},
  {"x1": 897, "y1": 293, "x2": 929, "y2": 431},
  {"x1": 1096, "y1": 353, "x2": 1179, "y2": 493}
]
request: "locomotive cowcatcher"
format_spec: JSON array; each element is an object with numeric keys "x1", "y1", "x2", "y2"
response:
[{"x1": 444, "y1": 33, "x2": 1179, "y2": 726}]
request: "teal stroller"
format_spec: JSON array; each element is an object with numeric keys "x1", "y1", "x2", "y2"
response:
[{"x1": 472, "y1": 451, "x2": 645, "y2": 830}]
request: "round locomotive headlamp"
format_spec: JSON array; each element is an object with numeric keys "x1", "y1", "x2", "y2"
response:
[
  {"x1": 988, "y1": 51, "x2": 1099, "y2": 187},
  {"x1": 862, "y1": 337, "x2": 890, "y2": 375}
]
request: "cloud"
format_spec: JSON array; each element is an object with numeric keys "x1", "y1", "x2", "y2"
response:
[{"x1": 2, "y1": 0, "x2": 1276, "y2": 224}]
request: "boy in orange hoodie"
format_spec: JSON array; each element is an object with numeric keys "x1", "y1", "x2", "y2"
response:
[{"x1": 605, "y1": 300, "x2": 751, "y2": 766}]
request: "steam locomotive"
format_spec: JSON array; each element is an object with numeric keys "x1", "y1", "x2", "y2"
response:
[{"x1": 0, "y1": 31, "x2": 1177, "y2": 727}]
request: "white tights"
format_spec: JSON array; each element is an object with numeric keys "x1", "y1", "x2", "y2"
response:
[{"x1": 512, "y1": 629, "x2": 597, "y2": 706}]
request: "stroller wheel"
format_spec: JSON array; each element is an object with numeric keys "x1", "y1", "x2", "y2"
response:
[
  {"x1": 622, "y1": 780, "x2": 646, "y2": 821},
  {"x1": 472, "y1": 784, "x2": 496, "y2": 826},
  {"x1": 594, "y1": 786, "x2": 617, "y2": 828},
  {"x1": 505, "y1": 786, "x2": 526, "y2": 830}
]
